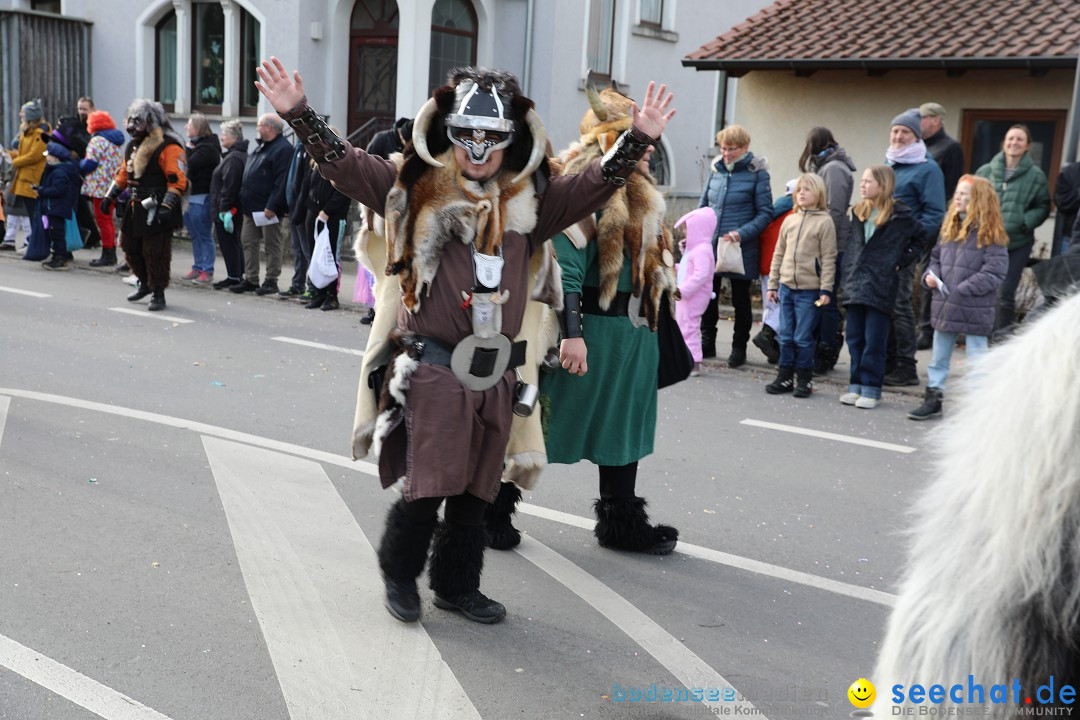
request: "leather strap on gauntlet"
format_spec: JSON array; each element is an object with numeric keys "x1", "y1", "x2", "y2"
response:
[
  {"x1": 600, "y1": 126, "x2": 654, "y2": 186},
  {"x1": 279, "y1": 97, "x2": 347, "y2": 163},
  {"x1": 559, "y1": 292, "x2": 584, "y2": 339}
]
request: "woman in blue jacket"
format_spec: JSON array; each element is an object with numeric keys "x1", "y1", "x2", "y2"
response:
[{"x1": 698, "y1": 125, "x2": 773, "y2": 366}]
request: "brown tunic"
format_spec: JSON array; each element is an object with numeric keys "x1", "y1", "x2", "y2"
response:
[{"x1": 319, "y1": 146, "x2": 616, "y2": 502}]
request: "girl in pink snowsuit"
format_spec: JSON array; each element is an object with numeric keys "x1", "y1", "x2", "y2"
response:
[{"x1": 674, "y1": 207, "x2": 717, "y2": 370}]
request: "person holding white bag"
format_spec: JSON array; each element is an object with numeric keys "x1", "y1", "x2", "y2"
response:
[{"x1": 301, "y1": 150, "x2": 351, "y2": 310}]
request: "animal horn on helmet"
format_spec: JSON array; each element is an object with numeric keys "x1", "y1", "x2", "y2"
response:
[
  {"x1": 412, "y1": 98, "x2": 444, "y2": 168},
  {"x1": 511, "y1": 108, "x2": 548, "y2": 185},
  {"x1": 586, "y1": 85, "x2": 608, "y2": 121}
]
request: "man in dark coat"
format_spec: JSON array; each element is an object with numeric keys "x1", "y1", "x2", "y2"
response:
[
  {"x1": 209, "y1": 120, "x2": 249, "y2": 290},
  {"x1": 366, "y1": 117, "x2": 413, "y2": 159},
  {"x1": 1053, "y1": 160, "x2": 1080, "y2": 256}
]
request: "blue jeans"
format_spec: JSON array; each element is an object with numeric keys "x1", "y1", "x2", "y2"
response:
[
  {"x1": 778, "y1": 285, "x2": 819, "y2": 369},
  {"x1": 927, "y1": 330, "x2": 989, "y2": 391},
  {"x1": 845, "y1": 304, "x2": 891, "y2": 400},
  {"x1": 183, "y1": 195, "x2": 215, "y2": 272}
]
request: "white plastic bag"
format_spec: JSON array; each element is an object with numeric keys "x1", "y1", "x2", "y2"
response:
[
  {"x1": 714, "y1": 239, "x2": 745, "y2": 275},
  {"x1": 307, "y1": 220, "x2": 338, "y2": 289}
]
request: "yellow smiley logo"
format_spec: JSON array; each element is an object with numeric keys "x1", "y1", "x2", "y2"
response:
[{"x1": 848, "y1": 678, "x2": 876, "y2": 708}]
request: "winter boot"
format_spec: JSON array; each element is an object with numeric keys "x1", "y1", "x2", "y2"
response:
[
  {"x1": 727, "y1": 345, "x2": 747, "y2": 368},
  {"x1": 593, "y1": 496, "x2": 679, "y2": 555},
  {"x1": 484, "y1": 481, "x2": 522, "y2": 550},
  {"x1": 305, "y1": 291, "x2": 326, "y2": 310},
  {"x1": 377, "y1": 501, "x2": 438, "y2": 622},
  {"x1": 752, "y1": 325, "x2": 780, "y2": 364},
  {"x1": 89, "y1": 247, "x2": 117, "y2": 267},
  {"x1": 765, "y1": 366, "x2": 795, "y2": 394},
  {"x1": 793, "y1": 368, "x2": 813, "y2": 398},
  {"x1": 429, "y1": 521, "x2": 506, "y2": 623},
  {"x1": 907, "y1": 387, "x2": 944, "y2": 421},
  {"x1": 701, "y1": 329, "x2": 717, "y2": 359},
  {"x1": 147, "y1": 290, "x2": 166, "y2": 312},
  {"x1": 127, "y1": 284, "x2": 152, "y2": 302}
]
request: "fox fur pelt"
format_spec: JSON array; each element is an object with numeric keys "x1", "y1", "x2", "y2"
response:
[{"x1": 872, "y1": 291, "x2": 1080, "y2": 716}]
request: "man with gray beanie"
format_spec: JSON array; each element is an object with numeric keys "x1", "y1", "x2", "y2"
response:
[{"x1": 883, "y1": 108, "x2": 946, "y2": 387}]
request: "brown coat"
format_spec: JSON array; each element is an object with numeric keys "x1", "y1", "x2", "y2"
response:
[{"x1": 768, "y1": 209, "x2": 837, "y2": 293}]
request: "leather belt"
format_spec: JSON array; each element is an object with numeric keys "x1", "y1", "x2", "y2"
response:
[
  {"x1": 414, "y1": 334, "x2": 527, "y2": 375},
  {"x1": 581, "y1": 288, "x2": 631, "y2": 317}
]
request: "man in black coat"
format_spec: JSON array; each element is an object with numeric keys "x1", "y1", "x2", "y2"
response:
[
  {"x1": 279, "y1": 140, "x2": 311, "y2": 297},
  {"x1": 366, "y1": 117, "x2": 413, "y2": 159},
  {"x1": 231, "y1": 114, "x2": 292, "y2": 295},
  {"x1": 1053, "y1": 160, "x2": 1080, "y2": 256}
]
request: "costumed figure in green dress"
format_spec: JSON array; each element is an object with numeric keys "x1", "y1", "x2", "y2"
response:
[{"x1": 485, "y1": 87, "x2": 681, "y2": 555}]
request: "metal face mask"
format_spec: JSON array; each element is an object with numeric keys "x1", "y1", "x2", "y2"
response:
[{"x1": 445, "y1": 81, "x2": 514, "y2": 165}]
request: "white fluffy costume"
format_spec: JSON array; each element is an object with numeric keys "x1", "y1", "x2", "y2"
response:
[{"x1": 872, "y1": 291, "x2": 1080, "y2": 716}]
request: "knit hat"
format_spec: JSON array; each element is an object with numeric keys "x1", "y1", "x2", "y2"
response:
[
  {"x1": 45, "y1": 141, "x2": 70, "y2": 159},
  {"x1": 87, "y1": 110, "x2": 116, "y2": 134},
  {"x1": 890, "y1": 108, "x2": 923, "y2": 140},
  {"x1": 20, "y1": 99, "x2": 43, "y2": 122}
]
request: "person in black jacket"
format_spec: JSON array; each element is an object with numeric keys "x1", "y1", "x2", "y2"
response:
[
  {"x1": 35, "y1": 142, "x2": 83, "y2": 271},
  {"x1": 1053, "y1": 160, "x2": 1080, "y2": 256},
  {"x1": 231, "y1": 114, "x2": 291, "y2": 295},
  {"x1": 279, "y1": 141, "x2": 311, "y2": 297},
  {"x1": 181, "y1": 113, "x2": 221, "y2": 283},
  {"x1": 300, "y1": 150, "x2": 351, "y2": 311},
  {"x1": 209, "y1": 120, "x2": 248, "y2": 290},
  {"x1": 366, "y1": 117, "x2": 413, "y2": 159}
]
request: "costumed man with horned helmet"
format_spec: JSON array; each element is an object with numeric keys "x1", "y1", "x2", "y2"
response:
[
  {"x1": 485, "y1": 87, "x2": 681, "y2": 556},
  {"x1": 255, "y1": 57, "x2": 676, "y2": 624},
  {"x1": 101, "y1": 99, "x2": 188, "y2": 311}
]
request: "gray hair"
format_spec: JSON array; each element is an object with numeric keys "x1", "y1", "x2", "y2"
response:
[
  {"x1": 187, "y1": 112, "x2": 212, "y2": 138},
  {"x1": 259, "y1": 114, "x2": 284, "y2": 135},
  {"x1": 221, "y1": 119, "x2": 244, "y2": 141}
]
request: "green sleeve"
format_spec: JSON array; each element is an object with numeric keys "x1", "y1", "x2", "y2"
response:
[{"x1": 551, "y1": 231, "x2": 587, "y2": 295}]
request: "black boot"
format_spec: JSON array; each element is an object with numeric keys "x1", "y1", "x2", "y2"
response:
[
  {"x1": 765, "y1": 366, "x2": 794, "y2": 394},
  {"x1": 429, "y1": 521, "x2": 506, "y2": 623},
  {"x1": 484, "y1": 482, "x2": 522, "y2": 550},
  {"x1": 727, "y1": 345, "x2": 747, "y2": 368},
  {"x1": 89, "y1": 247, "x2": 117, "y2": 267},
  {"x1": 793, "y1": 368, "x2": 813, "y2": 398},
  {"x1": 147, "y1": 290, "x2": 166, "y2": 312},
  {"x1": 593, "y1": 496, "x2": 678, "y2": 555},
  {"x1": 701, "y1": 329, "x2": 717, "y2": 359},
  {"x1": 305, "y1": 291, "x2": 327, "y2": 310},
  {"x1": 907, "y1": 387, "x2": 943, "y2": 421},
  {"x1": 377, "y1": 501, "x2": 438, "y2": 622},
  {"x1": 127, "y1": 284, "x2": 152, "y2": 302},
  {"x1": 752, "y1": 325, "x2": 780, "y2": 364}
]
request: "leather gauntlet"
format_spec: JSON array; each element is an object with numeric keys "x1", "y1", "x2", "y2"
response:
[
  {"x1": 559, "y1": 292, "x2": 584, "y2": 339},
  {"x1": 279, "y1": 97, "x2": 347, "y2": 163},
  {"x1": 600, "y1": 126, "x2": 654, "y2": 186}
]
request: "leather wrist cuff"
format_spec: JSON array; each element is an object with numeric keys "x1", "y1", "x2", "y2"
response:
[
  {"x1": 560, "y1": 293, "x2": 584, "y2": 339},
  {"x1": 161, "y1": 191, "x2": 182, "y2": 210},
  {"x1": 279, "y1": 97, "x2": 347, "y2": 163},
  {"x1": 600, "y1": 126, "x2": 654, "y2": 186},
  {"x1": 104, "y1": 182, "x2": 121, "y2": 200}
]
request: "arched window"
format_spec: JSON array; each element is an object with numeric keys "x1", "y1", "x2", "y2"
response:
[
  {"x1": 239, "y1": 8, "x2": 261, "y2": 115},
  {"x1": 156, "y1": 10, "x2": 178, "y2": 110},
  {"x1": 192, "y1": 2, "x2": 225, "y2": 111},
  {"x1": 648, "y1": 140, "x2": 671, "y2": 187},
  {"x1": 428, "y1": 0, "x2": 477, "y2": 93}
]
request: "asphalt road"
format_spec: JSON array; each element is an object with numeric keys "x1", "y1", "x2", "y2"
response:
[{"x1": 0, "y1": 251, "x2": 939, "y2": 720}]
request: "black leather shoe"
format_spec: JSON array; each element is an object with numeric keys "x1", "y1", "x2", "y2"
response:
[
  {"x1": 883, "y1": 368, "x2": 920, "y2": 387},
  {"x1": 433, "y1": 590, "x2": 506, "y2": 624},
  {"x1": 727, "y1": 347, "x2": 747, "y2": 368},
  {"x1": 229, "y1": 280, "x2": 259, "y2": 294},
  {"x1": 127, "y1": 286, "x2": 152, "y2": 302},
  {"x1": 147, "y1": 291, "x2": 166, "y2": 312},
  {"x1": 383, "y1": 577, "x2": 421, "y2": 622},
  {"x1": 254, "y1": 281, "x2": 279, "y2": 296}
]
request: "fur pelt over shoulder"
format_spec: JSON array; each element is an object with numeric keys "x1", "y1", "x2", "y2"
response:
[
  {"x1": 872, "y1": 291, "x2": 1080, "y2": 717},
  {"x1": 559, "y1": 140, "x2": 678, "y2": 330}
]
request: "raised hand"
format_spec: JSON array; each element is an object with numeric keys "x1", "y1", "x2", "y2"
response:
[
  {"x1": 631, "y1": 81, "x2": 676, "y2": 140},
  {"x1": 254, "y1": 57, "x2": 306, "y2": 115}
]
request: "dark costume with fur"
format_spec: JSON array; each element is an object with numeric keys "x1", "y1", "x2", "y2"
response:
[{"x1": 280, "y1": 69, "x2": 655, "y2": 623}]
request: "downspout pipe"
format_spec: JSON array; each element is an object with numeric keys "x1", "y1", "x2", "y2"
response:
[{"x1": 523, "y1": 0, "x2": 534, "y2": 95}]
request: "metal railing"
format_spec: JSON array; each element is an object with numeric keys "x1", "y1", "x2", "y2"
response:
[{"x1": 346, "y1": 116, "x2": 395, "y2": 153}]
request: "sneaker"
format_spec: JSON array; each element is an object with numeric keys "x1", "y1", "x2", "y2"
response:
[
  {"x1": 193, "y1": 271, "x2": 213, "y2": 285},
  {"x1": 278, "y1": 287, "x2": 302, "y2": 298},
  {"x1": 229, "y1": 279, "x2": 260, "y2": 294},
  {"x1": 213, "y1": 278, "x2": 242, "y2": 290},
  {"x1": 122, "y1": 274, "x2": 139, "y2": 286},
  {"x1": 0, "y1": 243, "x2": 16, "y2": 252},
  {"x1": 839, "y1": 392, "x2": 860, "y2": 406},
  {"x1": 855, "y1": 397, "x2": 879, "y2": 409},
  {"x1": 882, "y1": 368, "x2": 920, "y2": 387},
  {"x1": 41, "y1": 256, "x2": 72, "y2": 271},
  {"x1": 297, "y1": 290, "x2": 315, "y2": 303},
  {"x1": 690, "y1": 362, "x2": 701, "y2": 377},
  {"x1": 254, "y1": 280, "x2": 279, "y2": 296},
  {"x1": 360, "y1": 308, "x2": 376, "y2": 325},
  {"x1": 181, "y1": 269, "x2": 200, "y2": 281}
]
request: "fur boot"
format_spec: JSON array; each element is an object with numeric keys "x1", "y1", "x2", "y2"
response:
[
  {"x1": 593, "y1": 497, "x2": 678, "y2": 555},
  {"x1": 377, "y1": 501, "x2": 437, "y2": 622},
  {"x1": 484, "y1": 481, "x2": 523, "y2": 550},
  {"x1": 428, "y1": 521, "x2": 506, "y2": 623}
]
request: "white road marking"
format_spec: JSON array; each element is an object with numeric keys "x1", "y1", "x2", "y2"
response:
[
  {"x1": 0, "y1": 633, "x2": 175, "y2": 720},
  {"x1": 272, "y1": 336, "x2": 365, "y2": 357},
  {"x1": 108, "y1": 307, "x2": 194, "y2": 324},
  {"x1": 203, "y1": 437, "x2": 479, "y2": 720},
  {"x1": 515, "y1": 536, "x2": 763, "y2": 717},
  {"x1": 517, "y1": 502, "x2": 896, "y2": 607},
  {"x1": 0, "y1": 285, "x2": 51, "y2": 298},
  {"x1": 0, "y1": 395, "x2": 8, "y2": 449},
  {"x1": 740, "y1": 418, "x2": 916, "y2": 454},
  {"x1": 0, "y1": 388, "x2": 379, "y2": 477}
]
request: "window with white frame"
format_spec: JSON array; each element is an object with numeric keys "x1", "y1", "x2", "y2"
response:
[
  {"x1": 586, "y1": 0, "x2": 616, "y2": 82},
  {"x1": 156, "y1": 12, "x2": 178, "y2": 110},
  {"x1": 639, "y1": 0, "x2": 662, "y2": 27},
  {"x1": 429, "y1": 0, "x2": 477, "y2": 93}
]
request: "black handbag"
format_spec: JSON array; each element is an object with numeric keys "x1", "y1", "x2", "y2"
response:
[{"x1": 656, "y1": 294, "x2": 694, "y2": 389}]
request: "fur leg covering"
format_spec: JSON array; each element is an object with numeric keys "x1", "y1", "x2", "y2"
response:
[
  {"x1": 429, "y1": 521, "x2": 506, "y2": 623},
  {"x1": 593, "y1": 497, "x2": 679, "y2": 555},
  {"x1": 377, "y1": 500, "x2": 437, "y2": 622},
  {"x1": 143, "y1": 232, "x2": 173, "y2": 290},
  {"x1": 484, "y1": 482, "x2": 522, "y2": 550}
]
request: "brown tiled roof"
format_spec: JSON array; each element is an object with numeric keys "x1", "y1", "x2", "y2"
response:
[{"x1": 684, "y1": 0, "x2": 1080, "y2": 73}]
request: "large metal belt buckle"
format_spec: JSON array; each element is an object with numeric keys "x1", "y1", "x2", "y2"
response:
[
  {"x1": 450, "y1": 333, "x2": 512, "y2": 391},
  {"x1": 627, "y1": 293, "x2": 646, "y2": 328}
]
